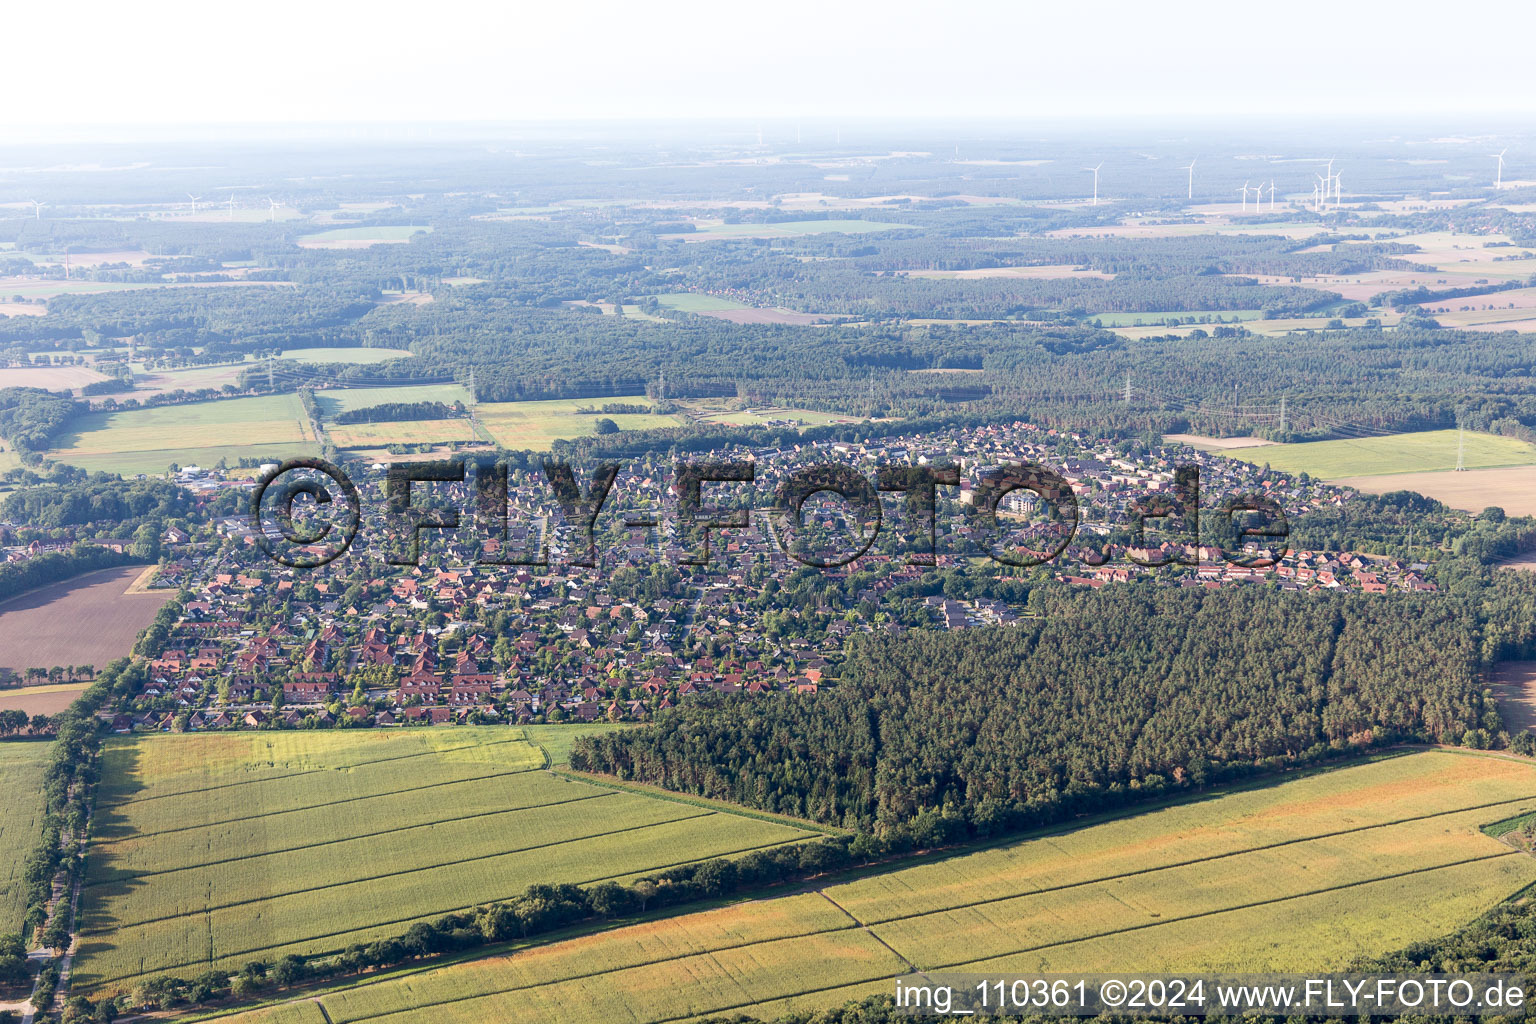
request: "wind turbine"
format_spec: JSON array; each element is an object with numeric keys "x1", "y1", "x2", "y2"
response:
[
  {"x1": 1183, "y1": 158, "x2": 1196, "y2": 200},
  {"x1": 266, "y1": 197, "x2": 283, "y2": 222},
  {"x1": 227, "y1": 194, "x2": 237, "y2": 219},
  {"x1": 1085, "y1": 163, "x2": 1102, "y2": 206},
  {"x1": 1237, "y1": 181, "x2": 1250, "y2": 212},
  {"x1": 1332, "y1": 169, "x2": 1343, "y2": 208},
  {"x1": 1315, "y1": 174, "x2": 1329, "y2": 212},
  {"x1": 1269, "y1": 180, "x2": 1277, "y2": 211},
  {"x1": 186, "y1": 194, "x2": 203, "y2": 215},
  {"x1": 1496, "y1": 148, "x2": 1508, "y2": 189},
  {"x1": 27, "y1": 199, "x2": 44, "y2": 220}
]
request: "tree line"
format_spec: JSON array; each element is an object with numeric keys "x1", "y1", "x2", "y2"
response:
[{"x1": 332, "y1": 400, "x2": 464, "y2": 424}]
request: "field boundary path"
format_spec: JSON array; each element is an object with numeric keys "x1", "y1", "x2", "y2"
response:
[{"x1": 816, "y1": 890, "x2": 917, "y2": 972}]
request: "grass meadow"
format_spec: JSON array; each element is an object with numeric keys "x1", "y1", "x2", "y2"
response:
[
  {"x1": 213, "y1": 751, "x2": 1536, "y2": 1024},
  {"x1": 0, "y1": 743, "x2": 49, "y2": 932},
  {"x1": 1236, "y1": 429, "x2": 1536, "y2": 478},
  {"x1": 46, "y1": 393, "x2": 317, "y2": 476},
  {"x1": 72, "y1": 728, "x2": 818, "y2": 994},
  {"x1": 477, "y1": 396, "x2": 684, "y2": 450},
  {"x1": 327, "y1": 419, "x2": 481, "y2": 448},
  {"x1": 654, "y1": 292, "x2": 752, "y2": 313},
  {"x1": 312, "y1": 384, "x2": 472, "y2": 418}
]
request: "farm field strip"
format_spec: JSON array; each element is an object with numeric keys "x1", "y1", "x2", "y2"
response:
[
  {"x1": 96, "y1": 734, "x2": 538, "y2": 806},
  {"x1": 334, "y1": 930, "x2": 906, "y2": 1024},
  {"x1": 475, "y1": 395, "x2": 686, "y2": 449},
  {"x1": 655, "y1": 292, "x2": 751, "y2": 311},
  {"x1": 85, "y1": 806, "x2": 721, "y2": 929},
  {"x1": 867, "y1": 810, "x2": 1525, "y2": 967},
  {"x1": 88, "y1": 788, "x2": 620, "y2": 881},
  {"x1": 1231, "y1": 429, "x2": 1536, "y2": 479},
  {"x1": 322, "y1": 845, "x2": 1518, "y2": 1024},
  {"x1": 962, "y1": 854, "x2": 1536, "y2": 975},
  {"x1": 322, "y1": 851, "x2": 1524, "y2": 1024},
  {"x1": 45, "y1": 393, "x2": 317, "y2": 473},
  {"x1": 0, "y1": 744, "x2": 49, "y2": 930},
  {"x1": 577, "y1": 834, "x2": 818, "y2": 888},
  {"x1": 75, "y1": 730, "x2": 822, "y2": 991},
  {"x1": 313, "y1": 384, "x2": 472, "y2": 417},
  {"x1": 92, "y1": 759, "x2": 542, "y2": 830},
  {"x1": 56, "y1": 420, "x2": 308, "y2": 455},
  {"x1": 932, "y1": 851, "x2": 1525, "y2": 972},
  {"x1": 52, "y1": 443, "x2": 324, "y2": 478},
  {"x1": 1330, "y1": 465, "x2": 1536, "y2": 517},
  {"x1": 850, "y1": 789, "x2": 1536, "y2": 927},
  {"x1": 97, "y1": 768, "x2": 596, "y2": 844},
  {"x1": 239, "y1": 753, "x2": 1536, "y2": 1024},
  {"x1": 328, "y1": 419, "x2": 481, "y2": 447},
  {"x1": 319, "y1": 894, "x2": 859, "y2": 1021},
  {"x1": 829, "y1": 750, "x2": 1536, "y2": 922},
  {"x1": 75, "y1": 826, "x2": 818, "y2": 989}
]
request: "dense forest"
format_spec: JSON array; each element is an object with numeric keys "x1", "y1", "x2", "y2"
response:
[
  {"x1": 0, "y1": 389, "x2": 80, "y2": 454},
  {"x1": 572, "y1": 585, "x2": 1498, "y2": 839},
  {"x1": 331, "y1": 400, "x2": 464, "y2": 424},
  {"x1": 6, "y1": 200, "x2": 1536, "y2": 444},
  {"x1": 1, "y1": 477, "x2": 189, "y2": 530}
]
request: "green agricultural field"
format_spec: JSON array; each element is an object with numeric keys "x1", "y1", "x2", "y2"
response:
[
  {"x1": 327, "y1": 419, "x2": 481, "y2": 448},
  {"x1": 1238, "y1": 429, "x2": 1536, "y2": 478},
  {"x1": 654, "y1": 292, "x2": 752, "y2": 313},
  {"x1": 297, "y1": 226, "x2": 433, "y2": 246},
  {"x1": 46, "y1": 393, "x2": 318, "y2": 476},
  {"x1": 313, "y1": 384, "x2": 472, "y2": 418},
  {"x1": 521, "y1": 722, "x2": 634, "y2": 767},
  {"x1": 277, "y1": 347, "x2": 413, "y2": 364},
  {"x1": 131, "y1": 362, "x2": 249, "y2": 394},
  {"x1": 477, "y1": 396, "x2": 685, "y2": 450},
  {"x1": 672, "y1": 219, "x2": 905, "y2": 239},
  {"x1": 0, "y1": 281, "x2": 172, "y2": 300},
  {"x1": 72, "y1": 728, "x2": 817, "y2": 994},
  {"x1": 0, "y1": 743, "x2": 49, "y2": 931},
  {"x1": 224, "y1": 751, "x2": 1536, "y2": 1024}
]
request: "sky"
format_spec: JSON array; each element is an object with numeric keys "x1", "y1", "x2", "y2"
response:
[{"x1": 6, "y1": 0, "x2": 1535, "y2": 135}]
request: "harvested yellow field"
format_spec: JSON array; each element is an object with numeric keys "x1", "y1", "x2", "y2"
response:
[
  {"x1": 1333, "y1": 465, "x2": 1536, "y2": 516},
  {"x1": 478, "y1": 396, "x2": 684, "y2": 450}
]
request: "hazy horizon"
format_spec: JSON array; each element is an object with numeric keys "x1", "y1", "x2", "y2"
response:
[{"x1": 8, "y1": 0, "x2": 1534, "y2": 139}]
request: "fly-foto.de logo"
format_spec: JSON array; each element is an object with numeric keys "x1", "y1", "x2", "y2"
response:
[{"x1": 248, "y1": 457, "x2": 1289, "y2": 570}]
